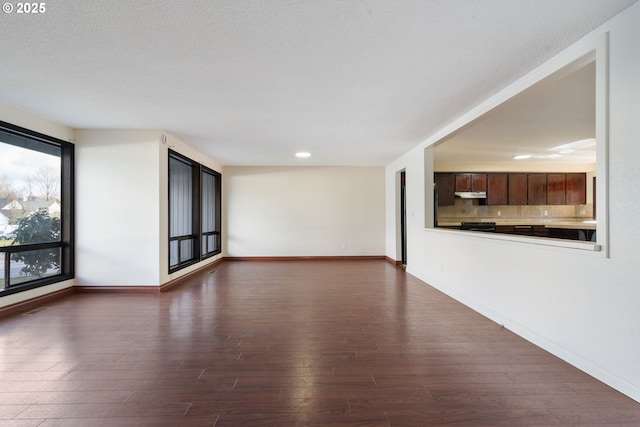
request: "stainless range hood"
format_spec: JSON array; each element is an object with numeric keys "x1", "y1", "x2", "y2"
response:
[{"x1": 455, "y1": 191, "x2": 487, "y2": 199}]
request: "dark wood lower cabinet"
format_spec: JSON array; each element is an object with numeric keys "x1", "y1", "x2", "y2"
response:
[
  {"x1": 494, "y1": 225, "x2": 514, "y2": 234},
  {"x1": 533, "y1": 225, "x2": 551, "y2": 237},
  {"x1": 442, "y1": 224, "x2": 593, "y2": 241},
  {"x1": 512, "y1": 225, "x2": 534, "y2": 236},
  {"x1": 492, "y1": 225, "x2": 575, "y2": 239},
  {"x1": 548, "y1": 228, "x2": 581, "y2": 240}
]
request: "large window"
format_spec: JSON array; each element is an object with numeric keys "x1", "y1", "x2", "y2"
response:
[
  {"x1": 0, "y1": 121, "x2": 74, "y2": 295},
  {"x1": 169, "y1": 151, "x2": 221, "y2": 272},
  {"x1": 201, "y1": 168, "x2": 221, "y2": 257}
]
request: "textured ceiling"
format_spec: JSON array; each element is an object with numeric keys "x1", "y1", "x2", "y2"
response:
[{"x1": 0, "y1": 0, "x2": 637, "y2": 166}]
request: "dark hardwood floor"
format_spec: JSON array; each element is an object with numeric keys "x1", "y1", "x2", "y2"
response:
[{"x1": 1, "y1": 259, "x2": 639, "y2": 426}]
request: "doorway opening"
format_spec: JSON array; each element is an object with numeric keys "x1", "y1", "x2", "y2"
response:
[{"x1": 400, "y1": 170, "x2": 407, "y2": 266}]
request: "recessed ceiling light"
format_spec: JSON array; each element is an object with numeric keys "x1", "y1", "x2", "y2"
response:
[
  {"x1": 512, "y1": 154, "x2": 532, "y2": 160},
  {"x1": 295, "y1": 152, "x2": 311, "y2": 158}
]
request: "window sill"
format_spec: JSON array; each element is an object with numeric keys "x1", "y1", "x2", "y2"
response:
[{"x1": 427, "y1": 227, "x2": 602, "y2": 252}]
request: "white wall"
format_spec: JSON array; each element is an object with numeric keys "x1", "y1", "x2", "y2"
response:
[
  {"x1": 225, "y1": 166, "x2": 385, "y2": 257},
  {"x1": 75, "y1": 129, "x2": 162, "y2": 286},
  {"x1": 386, "y1": 3, "x2": 640, "y2": 402},
  {"x1": 0, "y1": 102, "x2": 75, "y2": 309}
]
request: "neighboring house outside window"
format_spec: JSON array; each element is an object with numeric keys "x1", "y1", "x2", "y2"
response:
[{"x1": 0, "y1": 211, "x2": 9, "y2": 228}]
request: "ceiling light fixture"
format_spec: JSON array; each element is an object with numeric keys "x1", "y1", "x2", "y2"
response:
[
  {"x1": 512, "y1": 154, "x2": 532, "y2": 160},
  {"x1": 295, "y1": 152, "x2": 311, "y2": 158},
  {"x1": 551, "y1": 138, "x2": 596, "y2": 152}
]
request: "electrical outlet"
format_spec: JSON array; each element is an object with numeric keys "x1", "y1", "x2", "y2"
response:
[
  {"x1": 340, "y1": 243, "x2": 346, "y2": 249},
  {"x1": 544, "y1": 210, "x2": 548, "y2": 216},
  {"x1": 497, "y1": 210, "x2": 501, "y2": 216}
]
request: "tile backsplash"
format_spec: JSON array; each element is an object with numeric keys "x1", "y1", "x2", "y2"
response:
[{"x1": 438, "y1": 198, "x2": 593, "y2": 221}]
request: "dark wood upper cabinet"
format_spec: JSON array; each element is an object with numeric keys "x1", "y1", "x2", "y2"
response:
[
  {"x1": 437, "y1": 171, "x2": 587, "y2": 206},
  {"x1": 487, "y1": 174, "x2": 508, "y2": 205},
  {"x1": 547, "y1": 173, "x2": 566, "y2": 205},
  {"x1": 566, "y1": 173, "x2": 587, "y2": 204},
  {"x1": 472, "y1": 174, "x2": 487, "y2": 192},
  {"x1": 455, "y1": 173, "x2": 486, "y2": 192},
  {"x1": 528, "y1": 174, "x2": 547, "y2": 205},
  {"x1": 434, "y1": 173, "x2": 455, "y2": 206},
  {"x1": 508, "y1": 173, "x2": 528, "y2": 205},
  {"x1": 455, "y1": 174, "x2": 471, "y2": 192}
]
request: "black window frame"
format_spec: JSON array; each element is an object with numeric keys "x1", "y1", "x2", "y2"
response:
[
  {"x1": 168, "y1": 150, "x2": 221, "y2": 273},
  {"x1": 200, "y1": 166, "x2": 222, "y2": 260},
  {"x1": 0, "y1": 121, "x2": 75, "y2": 296}
]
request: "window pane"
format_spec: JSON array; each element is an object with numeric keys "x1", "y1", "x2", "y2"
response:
[
  {"x1": 0, "y1": 139, "x2": 61, "y2": 244},
  {"x1": 201, "y1": 234, "x2": 217, "y2": 255},
  {"x1": 201, "y1": 168, "x2": 220, "y2": 258},
  {"x1": 9, "y1": 248, "x2": 60, "y2": 286},
  {"x1": 180, "y1": 239, "x2": 193, "y2": 262},
  {"x1": 202, "y1": 171, "x2": 215, "y2": 233},
  {"x1": 0, "y1": 252, "x2": 5, "y2": 289},
  {"x1": 12, "y1": 210, "x2": 61, "y2": 245},
  {"x1": 169, "y1": 156, "x2": 192, "y2": 238},
  {"x1": 169, "y1": 240, "x2": 179, "y2": 267}
]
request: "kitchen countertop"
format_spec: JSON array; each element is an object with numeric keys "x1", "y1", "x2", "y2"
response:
[
  {"x1": 438, "y1": 219, "x2": 597, "y2": 230},
  {"x1": 542, "y1": 220, "x2": 596, "y2": 230}
]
